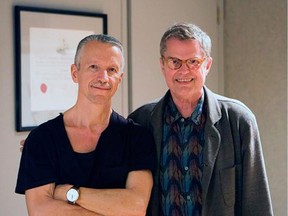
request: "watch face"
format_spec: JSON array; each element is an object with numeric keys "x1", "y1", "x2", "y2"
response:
[{"x1": 67, "y1": 188, "x2": 79, "y2": 202}]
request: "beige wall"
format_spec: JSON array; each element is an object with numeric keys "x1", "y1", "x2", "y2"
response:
[
  {"x1": 0, "y1": 0, "x2": 286, "y2": 215},
  {"x1": 0, "y1": 0, "x2": 128, "y2": 215},
  {"x1": 128, "y1": 0, "x2": 221, "y2": 111},
  {"x1": 224, "y1": 1, "x2": 287, "y2": 215}
]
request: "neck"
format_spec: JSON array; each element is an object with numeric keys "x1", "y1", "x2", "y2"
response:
[
  {"x1": 64, "y1": 103, "x2": 112, "y2": 130},
  {"x1": 171, "y1": 92, "x2": 203, "y2": 118}
]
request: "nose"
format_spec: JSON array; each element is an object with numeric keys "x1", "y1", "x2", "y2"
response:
[
  {"x1": 97, "y1": 70, "x2": 109, "y2": 82},
  {"x1": 178, "y1": 62, "x2": 190, "y2": 73}
]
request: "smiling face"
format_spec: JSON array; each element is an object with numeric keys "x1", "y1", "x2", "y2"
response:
[
  {"x1": 71, "y1": 40, "x2": 124, "y2": 106},
  {"x1": 160, "y1": 38, "x2": 212, "y2": 103}
]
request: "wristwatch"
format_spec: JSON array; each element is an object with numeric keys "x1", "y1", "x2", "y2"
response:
[{"x1": 66, "y1": 186, "x2": 80, "y2": 204}]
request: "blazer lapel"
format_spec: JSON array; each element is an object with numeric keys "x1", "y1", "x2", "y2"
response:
[
  {"x1": 150, "y1": 94, "x2": 168, "y2": 163},
  {"x1": 201, "y1": 86, "x2": 222, "y2": 206},
  {"x1": 201, "y1": 124, "x2": 221, "y2": 205}
]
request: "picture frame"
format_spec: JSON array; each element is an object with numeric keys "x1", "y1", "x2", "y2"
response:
[{"x1": 14, "y1": 5, "x2": 107, "y2": 131}]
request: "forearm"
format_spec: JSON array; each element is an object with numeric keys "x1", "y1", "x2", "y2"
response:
[
  {"x1": 54, "y1": 170, "x2": 153, "y2": 216},
  {"x1": 77, "y1": 187, "x2": 148, "y2": 216},
  {"x1": 25, "y1": 184, "x2": 102, "y2": 216},
  {"x1": 241, "y1": 118, "x2": 273, "y2": 214},
  {"x1": 27, "y1": 197, "x2": 102, "y2": 216},
  {"x1": 78, "y1": 170, "x2": 152, "y2": 216}
]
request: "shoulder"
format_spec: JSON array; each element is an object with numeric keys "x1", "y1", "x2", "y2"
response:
[
  {"x1": 111, "y1": 110, "x2": 149, "y2": 131},
  {"x1": 26, "y1": 114, "x2": 64, "y2": 145},
  {"x1": 131, "y1": 100, "x2": 159, "y2": 116},
  {"x1": 20, "y1": 115, "x2": 65, "y2": 167},
  {"x1": 217, "y1": 94, "x2": 253, "y2": 114},
  {"x1": 110, "y1": 110, "x2": 142, "y2": 127},
  {"x1": 128, "y1": 102, "x2": 157, "y2": 128},
  {"x1": 206, "y1": 87, "x2": 254, "y2": 114},
  {"x1": 205, "y1": 88, "x2": 257, "y2": 125},
  {"x1": 30, "y1": 114, "x2": 62, "y2": 132},
  {"x1": 128, "y1": 94, "x2": 167, "y2": 126}
]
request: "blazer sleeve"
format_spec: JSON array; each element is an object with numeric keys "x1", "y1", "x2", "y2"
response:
[{"x1": 240, "y1": 113, "x2": 273, "y2": 215}]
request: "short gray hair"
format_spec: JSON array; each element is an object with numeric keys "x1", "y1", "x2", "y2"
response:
[
  {"x1": 74, "y1": 34, "x2": 125, "y2": 70},
  {"x1": 160, "y1": 23, "x2": 212, "y2": 57}
]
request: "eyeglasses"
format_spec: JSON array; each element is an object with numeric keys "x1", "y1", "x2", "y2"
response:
[{"x1": 162, "y1": 56, "x2": 207, "y2": 70}]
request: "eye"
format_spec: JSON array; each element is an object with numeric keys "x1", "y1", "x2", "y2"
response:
[
  {"x1": 90, "y1": 64, "x2": 99, "y2": 71},
  {"x1": 187, "y1": 59, "x2": 200, "y2": 66},
  {"x1": 169, "y1": 58, "x2": 182, "y2": 67},
  {"x1": 107, "y1": 67, "x2": 119, "y2": 74}
]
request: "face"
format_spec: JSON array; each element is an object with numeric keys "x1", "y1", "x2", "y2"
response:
[
  {"x1": 71, "y1": 41, "x2": 124, "y2": 105},
  {"x1": 160, "y1": 38, "x2": 212, "y2": 102}
]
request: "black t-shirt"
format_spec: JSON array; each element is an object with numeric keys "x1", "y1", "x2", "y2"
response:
[{"x1": 15, "y1": 111, "x2": 157, "y2": 194}]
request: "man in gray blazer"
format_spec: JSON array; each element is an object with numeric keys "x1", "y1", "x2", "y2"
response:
[{"x1": 129, "y1": 23, "x2": 273, "y2": 216}]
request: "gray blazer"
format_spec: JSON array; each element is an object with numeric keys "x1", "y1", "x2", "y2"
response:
[{"x1": 128, "y1": 86, "x2": 273, "y2": 216}]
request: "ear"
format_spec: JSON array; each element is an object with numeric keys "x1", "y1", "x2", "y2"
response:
[
  {"x1": 204, "y1": 57, "x2": 213, "y2": 75},
  {"x1": 118, "y1": 71, "x2": 124, "y2": 83},
  {"x1": 160, "y1": 57, "x2": 165, "y2": 74},
  {"x1": 71, "y1": 64, "x2": 78, "y2": 83}
]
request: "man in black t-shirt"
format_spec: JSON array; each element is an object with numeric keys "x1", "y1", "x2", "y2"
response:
[{"x1": 16, "y1": 34, "x2": 156, "y2": 216}]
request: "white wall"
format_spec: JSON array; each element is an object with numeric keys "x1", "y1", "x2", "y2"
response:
[
  {"x1": 128, "y1": 0, "x2": 222, "y2": 111},
  {"x1": 0, "y1": 1, "x2": 127, "y2": 215},
  {"x1": 0, "y1": 1, "x2": 220, "y2": 215},
  {"x1": 0, "y1": 0, "x2": 286, "y2": 215},
  {"x1": 224, "y1": 1, "x2": 287, "y2": 215}
]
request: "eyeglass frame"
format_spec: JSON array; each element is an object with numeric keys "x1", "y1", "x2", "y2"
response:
[{"x1": 161, "y1": 56, "x2": 207, "y2": 70}]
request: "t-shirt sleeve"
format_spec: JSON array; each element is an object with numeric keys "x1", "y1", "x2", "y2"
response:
[
  {"x1": 127, "y1": 122, "x2": 157, "y2": 173},
  {"x1": 15, "y1": 125, "x2": 57, "y2": 194}
]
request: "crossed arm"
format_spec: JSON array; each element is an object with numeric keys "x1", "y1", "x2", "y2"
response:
[{"x1": 25, "y1": 170, "x2": 153, "y2": 216}]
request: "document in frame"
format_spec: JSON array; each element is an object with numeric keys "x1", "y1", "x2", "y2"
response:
[{"x1": 29, "y1": 28, "x2": 94, "y2": 112}]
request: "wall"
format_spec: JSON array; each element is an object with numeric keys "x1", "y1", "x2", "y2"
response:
[
  {"x1": 128, "y1": 0, "x2": 222, "y2": 111},
  {"x1": 1, "y1": 1, "x2": 220, "y2": 215},
  {"x1": 0, "y1": 0, "x2": 286, "y2": 215},
  {"x1": 0, "y1": 0, "x2": 128, "y2": 215},
  {"x1": 224, "y1": 1, "x2": 287, "y2": 215}
]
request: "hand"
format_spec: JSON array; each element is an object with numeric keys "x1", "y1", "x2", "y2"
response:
[{"x1": 20, "y1": 139, "x2": 25, "y2": 152}]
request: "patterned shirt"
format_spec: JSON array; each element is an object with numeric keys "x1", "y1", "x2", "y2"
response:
[{"x1": 160, "y1": 93, "x2": 206, "y2": 216}]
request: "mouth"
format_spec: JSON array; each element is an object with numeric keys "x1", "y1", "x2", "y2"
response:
[
  {"x1": 91, "y1": 82, "x2": 111, "y2": 90},
  {"x1": 175, "y1": 78, "x2": 194, "y2": 83}
]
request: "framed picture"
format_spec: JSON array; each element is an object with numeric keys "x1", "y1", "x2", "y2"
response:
[{"x1": 14, "y1": 6, "x2": 107, "y2": 131}]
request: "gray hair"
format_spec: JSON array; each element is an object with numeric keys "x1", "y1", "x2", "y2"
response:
[
  {"x1": 160, "y1": 23, "x2": 212, "y2": 57},
  {"x1": 74, "y1": 34, "x2": 125, "y2": 70}
]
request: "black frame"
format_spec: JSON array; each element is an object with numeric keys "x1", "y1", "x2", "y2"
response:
[{"x1": 14, "y1": 5, "x2": 107, "y2": 131}]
